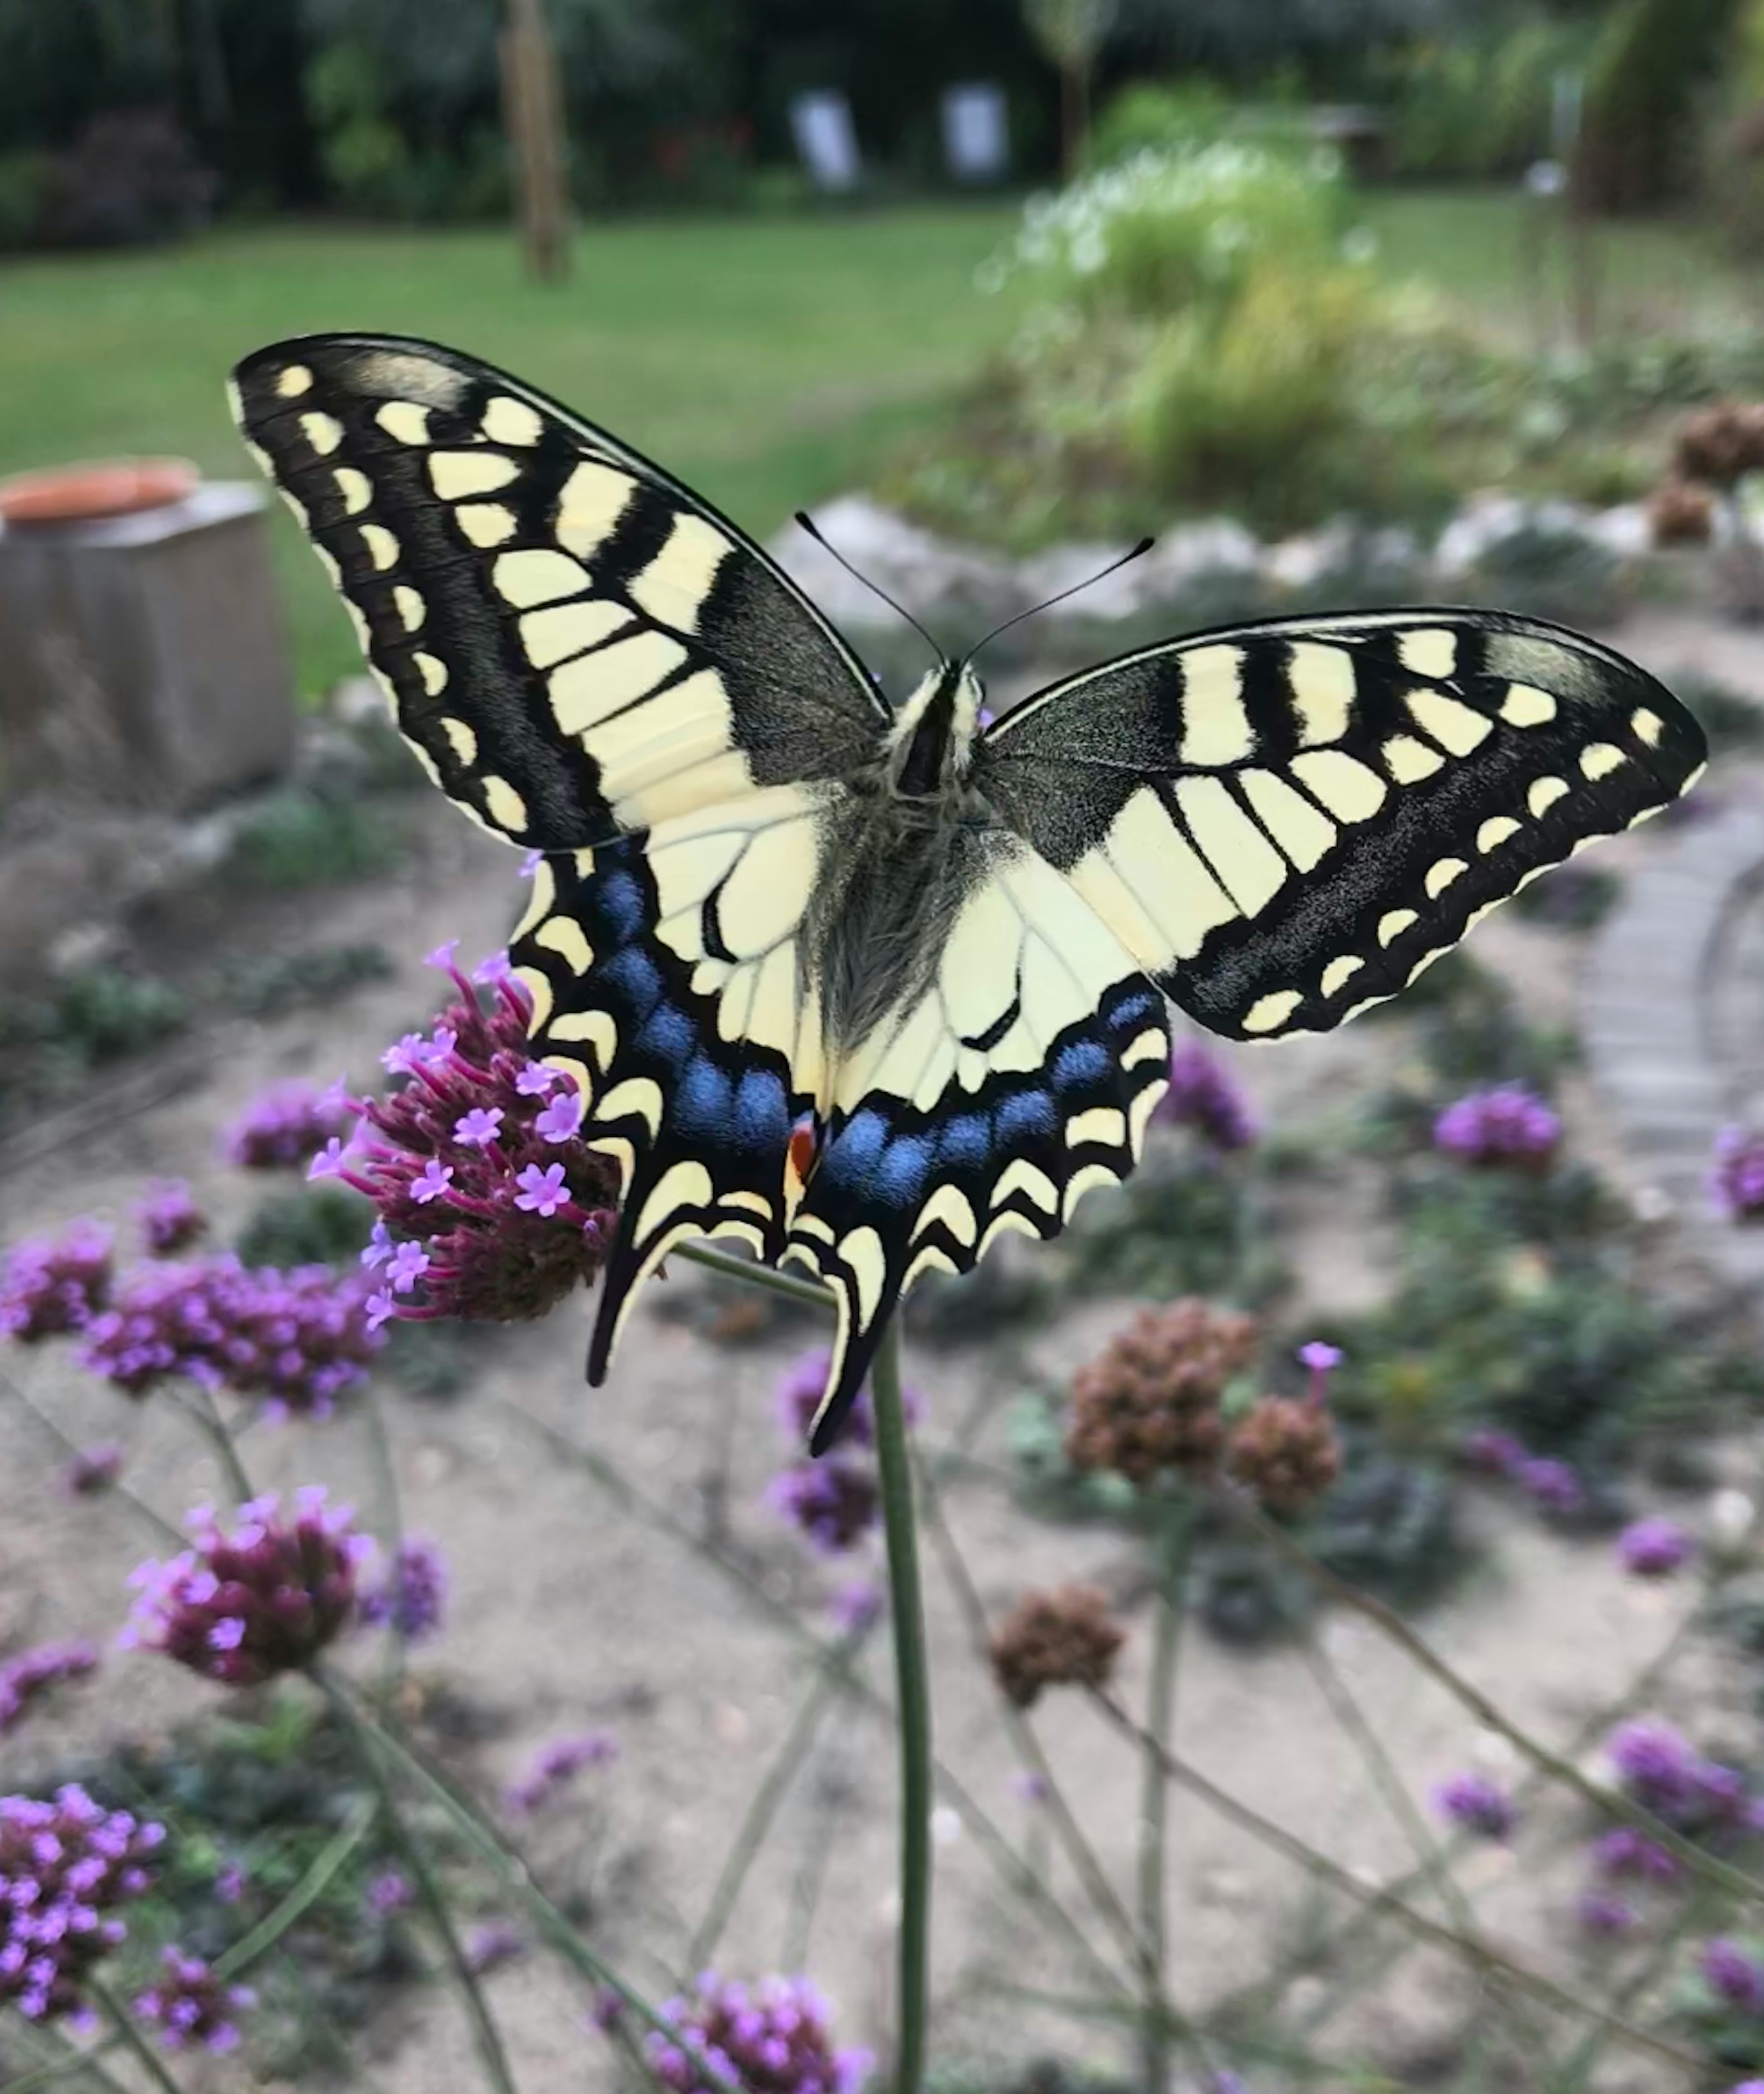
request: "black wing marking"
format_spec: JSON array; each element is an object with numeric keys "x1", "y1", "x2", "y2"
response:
[
  {"x1": 229, "y1": 333, "x2": 888, "y2": 850},
  {"x1": 971, "y1": 610, "x2": 1705, "y2": 1040}
]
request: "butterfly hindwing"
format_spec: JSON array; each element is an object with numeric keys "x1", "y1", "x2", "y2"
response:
[
  {"x1": 229, "y1": 334, "x2": 889, "y2": 851},
  {"x1": 972, "y1": 610, "x2": 1706, "y2": 1041},
  {"x1": 779, "y1": 835, "x2": 1171, "y2": 1451}
]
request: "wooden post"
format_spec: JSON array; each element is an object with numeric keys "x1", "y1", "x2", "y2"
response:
[{"x1": 501, "y1": 0, "x2": 570, "y2": 284}]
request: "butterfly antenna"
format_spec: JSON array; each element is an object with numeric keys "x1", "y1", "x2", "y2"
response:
[
  {"x1": 795, "y1": 511, "x2": 944, "y2": 662},
  {"x1": 965, "y1": 537, "x2": 1155, "y2": 664}
]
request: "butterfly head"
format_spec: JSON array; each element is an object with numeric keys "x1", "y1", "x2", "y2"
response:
[{"x1": 889, "y1": 660, "x2": 985, "y2": 800}]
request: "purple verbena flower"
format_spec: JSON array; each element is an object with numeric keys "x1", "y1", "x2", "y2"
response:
[
  {"x1": 1462, "y1": 1428, "x2": 1527, "y2": 1477},
  {"x1": 1619, "y1": 1517, "x2": 1691, "y2": 1579},
  {"x1": 1517, "y1": 1456, "x2": 1584, "y2": 1517},
  {"x1": 62, "y1": 1442, "x2": 124, "y2": 1497},
  {"x1": 626, "y1": 1972, "x2": 871, "y2": 2094},
  {"x1": 1155, "y1": 1040, "x2": 1258, "y2": 1151},
  {"x1": 360, "y1": 1536, "x2": 446, "y2": 1644},
  {"x1": 1009, "y1": 1769, "x2": 1050, "y2": 1806},
  {"x1": 1593, "y1": 1827, "x2": 1683, "y2": 1884},
  {"x1": 0, "y1": 1222, "x2": 113, "y2": 1342},
  {"x1": 774, "y1": 1350, "x2": 925, "y2": 1451},
  {"x1": 214, "y1": 1862, "x2": 246, "y2": 1905},
  {"x1": 1433, "y1": 1085, "x2": 1561, "y2": 1169},
  {"x1": 136, "y1": 1181, "x2": 207, "y2": 1257},
  {"x1": 827, "y1": 1580, "x2": 884, "y2": 1638},
  {"x1": 767, "y1": 1459, "x2": 878, "y2": 1555},
  {"x1": 120, "y1": 1488, "x2": 370, "y2": 1687},
  {"x1": 504, "y1": 1730, "x2": 618, "y2": 1814},
  {"x1": 0, "y1": 1786, "x2": 163, "y2": 2024},
  {"x1": 133, "y1": 1945, "x2": 255, "y2": 2053},
  {"x1": 1704, "y1": 1937, "x2": 1764, "y2": 2015},
  {"x1": 1577, "y1": 1889, "x2": 1638, "y2": 1937},
  {"x1": 1602, "y1": 1719, "x2": 1741, "y2": 1828},
  {"x1": 324, "y1": 952, "x2": 619, "y2": 1327},
  {"x1": 1431, "y1": 1771, "x2": 1517, "y2": 1840},
  {"x1": 464, "y1": 1921, "x2": 525, "y2": 1975},
  {"x1": 366, "y1": 1871, "x2": 413, "y2": 1915},
  {"x1": 226, "y1": 1082, "x2": 352, "y2": 1170},
  {"x1": 79, "y1": 1255, "x2": 382, "y2": 1418},
  {"x1": 1713, "y1": 1126, "x2": 1764, "y2": 1223},
  {"x1": 0, "y1": 1642, "x2": 98, "y2": 1736}
]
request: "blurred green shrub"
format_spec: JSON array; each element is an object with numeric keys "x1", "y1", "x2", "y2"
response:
[
  {"x1": 226, "y1": 786, "x2": 398, "y2": 889},
  {"x1": 0, "y1": 965, "x2": 189, "y2": 1068},
  {"x1": 215, "y1": 941, "x2": 395, "y2": 1020},
  {"x1": 235, "y1": 1183, "x2": 375, "y2": 1270},
  {"x1": 1086, "y1": 79, "x2": 1315, "y2": 172},
  {"x1": 0, "y1": 148, "x2": 52, "y2": 248},
  {"x1": 1379, "y1": 19, "x2": 1594, "y2": 182}
]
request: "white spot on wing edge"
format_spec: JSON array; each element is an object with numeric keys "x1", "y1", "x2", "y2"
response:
[{"x1": 1242, "y1": 988, "x2": 1302, "y2": 1035}]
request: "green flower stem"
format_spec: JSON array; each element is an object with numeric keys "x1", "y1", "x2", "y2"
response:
[
  {"x1": 316, "y1": 1665, "x2": 741, "y2": 2094},
  {"x1": 1138, "y1": 1497, "x2": 1193, "y2": 2094},
  {"x1": 872, "y1": 1316, "x2": 933, "y2": 2094},
  {"x1": 310, "y1": 1670, "x2": 518, "y2": 2094},
  {"x1": 687, "y1": 1638, "x2": 855, "y2": 1973},
  {"x1": 177, "y1": 1384, "x2": 253, "y2": 1505},
  {"x1": 1239, "y1": 1500, "x2": 1764, "y2": 1912},
  {"x1": 1548, "y1": 1886, "x2": 1718, "y2": 2093},
  {"x1": 214, "y1": 1797, "x2": 376, "y2": 1981},
  {"x1": 89, "y1": 1976, "x2": 187, "y2": 2094},
  {"x1": 0, "y1": 1367, "x2": 181, "y2": 1546},
  {"x1": 488, "y1": 1389, "x2": 1134, "y2": 2005},
  {"x1": 1086, "y1": 1689, "x2": 1703, "y2": 2080},
  {"x1": 360, "y1": 1384, "x2": 409, "y2": 1696},
  {"x1": 0, "y1": 2033, "x2": 129, "y2": 2094},
  {"x1": 675, "y1": 1242, "x2": 833, "y2": 1310}
]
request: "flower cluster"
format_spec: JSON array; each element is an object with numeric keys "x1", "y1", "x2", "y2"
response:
[
  {"x1": 0, "y1": 1640, "x2": 97, "y2": 1735},
  {"x1": 133, "y1": 1945, "x2": 255, "y2": 2053},
  {"x1": 1431, "y1": 1771, "x2": 1516, "y2": 1841},
  {"x1": 0, "y1": 1221, "x2": 113, "y2": 1341},
  {"x1": 1066, "y1": 1299, "x2": 1259, "y2": 1486},
  {"x1": 504, "y1": 1730, "x2": 618, "y2": 1814},
  {"x1": 226, "y1": 1080, "x2": 353, "y2": 1169},
  {"x1": 636, "y1": 1972, "x2": 871, "y2": 2094},
  {"x1": 63, "y1": 1442, "x2": 123, "y2": 1497},
  {"x1": 80, "y1": 1254, "x2": 381, "y2": 1418},
  {"x1": 0, "y1": 1786, "x2": 164, "y2": 2023},
  {"x1": 1618, "y1": 1517, "x2": 1692, "y2": 1579},
  {"x1": 1675, "y1": 402, "x2": 1764, "y2": 489},
  {"x1": 315, "y1": 945, "x2": 619, "y2": 1330},
  {"x1": 1605, "y1": 1718, "x2": 1758, "y2": 1837},
  {"x1": 1649, "y1": 476, "x2": 1716, "y2": 547},
  {"x1": 360, "y1": 1535, "x2": 447, "y2": 1643},
  {"x1": 136, "y1": 1181, "x2": 207, "y2": 1257},
  {"x1": 1155, "y1": 1040, "x2": 1258, "y2": 1152},
  {"x1": 1592, "y1": 1827, "x2": 1682, "y2": 1885},
  {"x1": 1459, "y1": 1429, "x2": 1588, "y2": 1519},
  {"x1": 1225, "y1": 1394, "x2": 1340, "y2": 1515},
  {"x1": 1713, "y1": 1126, "x2": 1764, "y2": 1223},
  {"x1": 122, "y1": 1488, "x2": 371, "y2": 1687},
  {"x1": 990, "y1": 1585, "x2": 1124, "y2": 1709},
  {"x1": 768, "y1": 1351, "x2": 925, "y2": 1557},
  {"x1": 1703, "y1": 1937, "x2": 1764, "y2": 2016},
  {"x1": 1433, "y1": 1085, "x2": 1561, "y2": 1169}
]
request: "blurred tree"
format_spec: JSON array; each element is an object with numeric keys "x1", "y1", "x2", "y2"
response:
[
  {"x1": 1023, "y1": 0, "x2": 1118, "y2": 174},
  {"x1": 1113, "y1": 0, "x2": 1453, "y2": 86},
  {"x1": 1572, "y1": 0, "x2": 1742, "y2": 210}
]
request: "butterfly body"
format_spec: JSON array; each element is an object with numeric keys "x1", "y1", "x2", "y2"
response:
[{"x1": 230, "y1": 333, "x2": 1707, "y2": 1452}]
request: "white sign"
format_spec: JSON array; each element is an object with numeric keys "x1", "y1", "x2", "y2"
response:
[
  {"x1": 790, "y1": 91, "x2": 861, "y2": 192},
  {"x1": 942, "y1": 83, "x2": 1008, "y2": 181}
]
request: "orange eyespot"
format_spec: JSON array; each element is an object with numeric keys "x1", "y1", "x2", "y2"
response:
[{"x1": 787, "y1": 1118, "x2": 820, "y2": 1187}]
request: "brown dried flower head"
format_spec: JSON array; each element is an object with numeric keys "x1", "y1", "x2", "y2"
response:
[
  {"x1": 1226, "y1": 1395, "x2": 1342, "y2": 1516},
  {"x1": 1675, "y1": 402, "x2": 1764, "y2": 489},
  {"x1": 1649, "y1": 478, "x2": 1716, "y2": 548},
  {"x1": 1065, "y1": 1299, "x2": 1259, "y2": 1485},
  {"x1": 990, "y1": 1585, "x2": 1124, "y2": 1708}
]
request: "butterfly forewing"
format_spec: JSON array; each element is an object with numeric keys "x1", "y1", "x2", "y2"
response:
[
  {"x1": 229, "y1": 334, "x2": 889, "y2": 851},
  {"x1": 972, "y1": 611, "x2": 1705, "y2": 1041}
]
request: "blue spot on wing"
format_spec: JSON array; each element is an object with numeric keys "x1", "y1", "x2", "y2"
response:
[
  {"x1": 877, "y1": 1135, "x2": 935, "y2": 1207},
  {"x1": 997, "y1": 1089, "x2": 1057, "y2": 1145},
  {"x1": 1051, "y1": 1038, "x2": 1110, "y2": 1090}
]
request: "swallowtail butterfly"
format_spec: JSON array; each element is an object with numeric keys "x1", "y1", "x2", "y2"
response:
[{"x1": 230, "y1": 335, "x2": 1705, "y2": 1452}]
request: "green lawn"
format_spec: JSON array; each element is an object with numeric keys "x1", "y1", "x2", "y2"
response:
[{"x1": 0, "y1": 208, "x2": 1021, "y2": 696}]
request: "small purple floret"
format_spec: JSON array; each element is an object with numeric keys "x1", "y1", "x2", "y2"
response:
[
  {"x1": 1431, "y1": 1771, "x2": 1516, "y2": 1840},
  {"x1": 226, "y1": 1082, "x2": 353, "y2": 1170},
  {"x1": 1433, "y1": 1085, "x2": 1561, "y2": 1169},
  {"x1": 133, "y1": 1944, "x2": 255, "y2": 2052},
  {"x1": 136, "y1": 1182, "x2": 206, "y2": 1257},
  {"x1": 1155, "y1": 1040, "x2": 1258, "y2": 1151},
  {"x1": 504, "y1": 1730, "x2": 618, "y2": 1814},
  {"x1": 360, "y1": 1536, "x2": 446, "y2": 1644},
  {"x1": 0, "y1": 1786, "x2": 162, "y2": 2024},
  {"x1": 0, "y1": 1642, "x2": 98, "y2": 1736},
  {"x1": 1619, "y1": 1517, "x2": 1691, "y2": 1578},
  {"x1": 1703, "y1": 1936, "x2": 1764, "y2": 2015},
  {"x1": 0, "y1": 1223, "x2": 113, "y2": 1342},
  {"x1": 1713, "y1": 1126, "x2": 1764, "y2": 1223},
  {"x1": 614, "y1": 1970, "x2": 871, "y2": 2094}
]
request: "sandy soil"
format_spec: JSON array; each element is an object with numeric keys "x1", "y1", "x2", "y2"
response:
[{"x1": 0, "y1": 610, "x2": 1759, "y2": 2093}]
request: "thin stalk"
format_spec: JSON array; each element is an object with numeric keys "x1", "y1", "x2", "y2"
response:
[
  {"x1": 0, "y1": 1369, "x2": 181, "y2": 1545},
  {"x1": 177, "y1": 1384, "x2": 252, "y2": 1504},
  {"x1": 214, "y1": 1797, "x2": 376, "y2": 1980},
  {"x1": 360, "y1": 1384, "x2": 408, "y2": 1696},
  {"x1": 88, "y1": 1977, "x2": 186, "y2": 2094},
  {"x1": 1240, "y1": 1499, "x2": 1764, "y2": 1912},
  {"x1": 675, "y1": 1243, "x2": 831, "y2": 1311},
  {"x1": 1138, "y1": 1497, "x2": 1193, "y2": 2094},
  {"x1": 311, "y1": 1671, "x2": 518, "y2": 2094},
  {"x1": 0, "y1": 2034, "x2": 127, "y2": 2093},
  {"x1": 872, "y1": 1317, "x2": 932, "y2": 2094},
  {"x1": 1088, "y1": 1691, "x2": 1702, "y2": 2079},
  {"x1": 1548, "y1": 1887, "x2": 1719, "y2": 2094},
  {"x1": 687, "y1": 1643, "x2": 852, "y2": 1972},
  {"x1": 318, "y1": 1666, "x2": 741, "y2": 2094}
]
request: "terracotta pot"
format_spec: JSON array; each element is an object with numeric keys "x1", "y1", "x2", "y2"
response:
[{"x1": 0, "y1": 458, "x2": 200, "y2": 527}]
